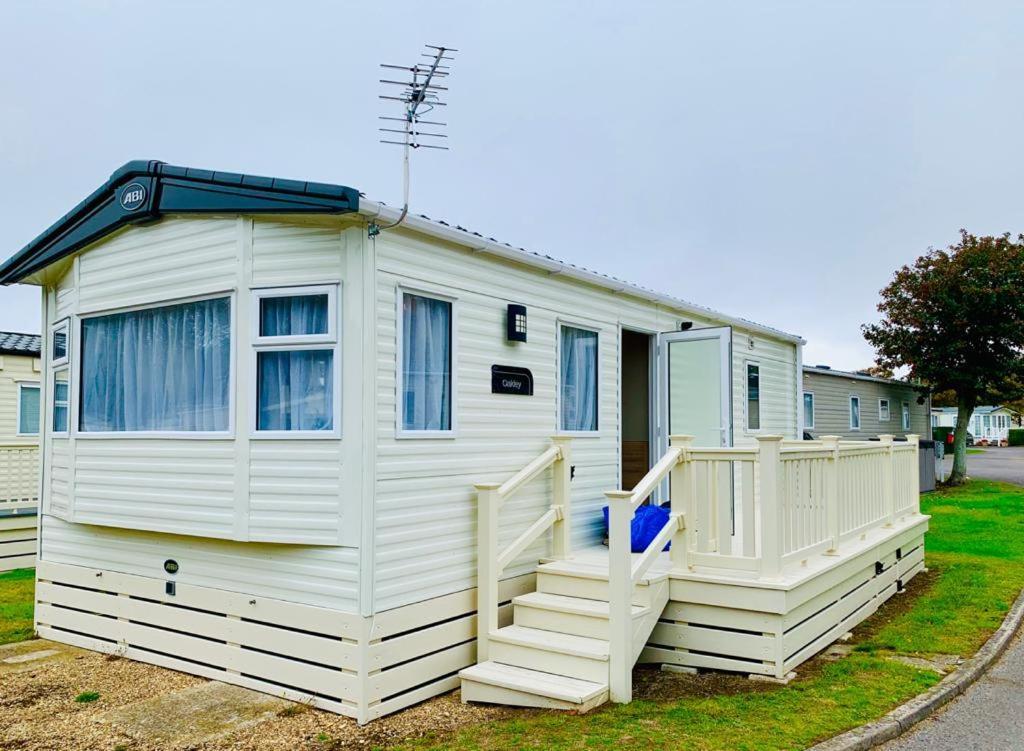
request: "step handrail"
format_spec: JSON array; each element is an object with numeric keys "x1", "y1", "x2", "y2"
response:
[
  {"x1": 604, "y1": 434, "x2": 694, "y2": 705},
  {"x1": 474, "y1": 436, "x2": 573, "y2": 663}
]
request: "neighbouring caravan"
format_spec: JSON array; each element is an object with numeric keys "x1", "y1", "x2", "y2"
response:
[
  {"x1": 0, "y1": 331, "x2": 42, "y2": 570},
  {"x1": 0, "y1": 162, "x2": 926, "y2": 721}
]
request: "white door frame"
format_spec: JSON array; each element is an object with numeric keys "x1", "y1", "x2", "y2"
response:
[{"x1": 657, "y1": 326, "x2": 733, "y2": 457}]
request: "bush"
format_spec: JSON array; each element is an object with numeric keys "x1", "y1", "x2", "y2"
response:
[{"x1": 1009, "y1": 429, "x2": 1024, "y2": 446}]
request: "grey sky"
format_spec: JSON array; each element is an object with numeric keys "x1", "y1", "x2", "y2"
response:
[{"x1": 1, "y1": 0, "x2": 1021, "y2": 369}]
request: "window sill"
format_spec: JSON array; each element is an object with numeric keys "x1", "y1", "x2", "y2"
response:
[
  {"x1": 74, "y1": 432, "x2": 235, "y2": 440},
  {"x1": 395, "y1": 430, "x2": 457, "y2": 440},
  {"x1": 251, "y1": 431, "x2": 341, "y2": 440}
]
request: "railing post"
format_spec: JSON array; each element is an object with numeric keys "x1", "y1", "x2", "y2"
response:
[
  {"x1": 669, "y1": 435, "x2": 693, "y2": 571},
  {"x1": 822, "y1": 436, "x2": 841, "y2": 555},
  {"x1": 880, "y1": 434, "x2": 895, "y2": 527},
  {"x1": 604, "y1": 489, "x2": 634, "y2": 703},
  {"x1": 756, "y1": 436, "x2": 784, "y2": 578},
  {"x1": 475, "y1": 482, "x2": 501, "y2": 662},
  {"x1": 551, "y1": 435, "x2": 573, "y2": 560},
  {"x1": 906, "y1": 433, "x2": 921, "y2": 516}
]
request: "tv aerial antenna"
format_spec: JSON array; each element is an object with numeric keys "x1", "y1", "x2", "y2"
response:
[{"x1": 368, "y1": 44, "x2": 457, "y2": 237}]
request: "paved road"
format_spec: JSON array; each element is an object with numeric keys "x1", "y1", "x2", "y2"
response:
[
  {"x1": 885, "y1": 448, "x2": 1024, "y2": 750},
  {"x1": 881, "y1": 633, "x2": 1024, "y2": 751},
  {"x1": 940, "y1": 445, "x2": 1024, "y2": 485}
]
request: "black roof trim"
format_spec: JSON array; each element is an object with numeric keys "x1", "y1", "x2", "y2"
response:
[{"x1": 0, "y1": 161, "x2": 360, "y2": 284}]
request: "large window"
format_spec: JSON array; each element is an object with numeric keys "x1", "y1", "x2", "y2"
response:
[
  {"x1": 400, "y1": 292, "x2": 453, "y2": 433},
  {"x1": 254, "y1": 287, "x2": 337, "y2": 433},
  {"x1": 17, "y1": 383, "x2": 40, "y2": 435},
  {"x1": 878, "y1": 398, "x2": 890, "y2": 421},
  {"x1": 849, "y1": 395, "x2": 861, "y2": 430},
  {"x1": 80, "y1": 297, "x2": 231, "y2": 432},
  {"x1": 560, "y1": 325, "x2": 598, "y2": 432},
  {"x1": 746, "y1": 362, "x2": 761, "y2": 431},
  {"x1": 803, "y1": 391, "x2": 814, "y2": 429}
]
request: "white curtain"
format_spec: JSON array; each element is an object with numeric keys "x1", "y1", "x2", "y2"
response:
[
  {"x1": 402, "y1": 294, "x2": 452, "y2": 431},
  {"x1": 80, "y1": 297, "x2": 231, "y2": 431},
  {"x1": 560, "y1": 326, "x2": 598, "y2": 431},
  {"x1": 257, "y1": 294, "x2": 333, "y2": 431},
  {"x1": 260, "y1": 293, "x2": 328, "y2": 337},
  {"x1": 258, "y1": 350, "x2": 333, "y2": 430}
]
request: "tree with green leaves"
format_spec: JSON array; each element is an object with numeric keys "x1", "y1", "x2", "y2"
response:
[{"x1": 863, "y1": 230, "x2": 1024, "y2": 484}]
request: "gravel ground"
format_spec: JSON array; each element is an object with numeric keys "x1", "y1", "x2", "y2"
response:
[{"x1": 0, "y1": 638, "x2": 519, "y2": 751}]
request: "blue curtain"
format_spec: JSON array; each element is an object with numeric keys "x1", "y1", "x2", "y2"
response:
[
  {"x1": 257, "y1": 350, "x2": 333, "y2": 430},
  {"x1": 260, "y1": 294, "x2": 328, "y2": 337},
  {"x1": 560, "y1": 326, "x2": 598, "y2": 431},
  {"x1": 80, "y1": 297, "x2": 231, "y2": 432},
  {"x1": 402, "y1": 294, "x2": 452, "y2": 431}
]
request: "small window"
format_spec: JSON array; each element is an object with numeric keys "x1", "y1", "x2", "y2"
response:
[
  {"x1": 803, "y1": 392, "x2": 814, "y2": 429},
  {"x1": 254, "y1": 287, "x2": 338, "y2": 434},
  {"x1": 52, "y1": 320, "x2": 69, "y2": 365},
  {"x1": 259, "y1": 293, "x2": 329, "y2": 338},
  {"x1": 901, "y1": 402, "x2": 910, "y2": 431},
  {"x1": 746, "y1": 362, "x2": 760, "y2": 431},
  {"x1": 53, "y1": 371, "x2": 69, "y2": 434},
  {"x1": 401, "y1": 292, "x2": 453, "y2": 433},
  {"x1": 17, "y1": 384, "x2": 40, "y2": 435},
  {"x1": 850, "y1": 395, "x2": 861, "y2": 430},
  {"x1": 560, "y1": 325, "x2": 599, "y2": 432},
  {"x1": 878, "y1": 399, "x2": 890, "y2": 421}
]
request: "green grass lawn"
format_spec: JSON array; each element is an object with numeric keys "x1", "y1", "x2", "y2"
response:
[
  {"x1": 390, "y1": 481, "x2": 1024, "y2": 751},
  {"x1": 967, "y1": 448, "x2": 986, "y2": 455},
  {"x1": 0, "y1": 567, "x2": 35, "y2": 645}
]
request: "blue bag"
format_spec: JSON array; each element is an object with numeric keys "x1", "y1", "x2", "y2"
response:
[{"x1": 602, "y1": 503, "x2": 671, "y2": 553}]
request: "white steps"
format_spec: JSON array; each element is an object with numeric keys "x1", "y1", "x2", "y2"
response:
[
  {"x1": 459, "y1": 662, "x2": 609, "y2": 712},
  {"x1": 460, "y1": 557, "x2": 670, "y2": 712}
]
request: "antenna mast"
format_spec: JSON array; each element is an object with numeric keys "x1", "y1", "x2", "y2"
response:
[{"x1": 368, "y1": 44, "x2": 457, "y2": 237}]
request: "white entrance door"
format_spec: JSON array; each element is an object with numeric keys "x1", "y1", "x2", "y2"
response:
[{"x1": 658, "y1": 327, "x2": 732, "y2": 452}]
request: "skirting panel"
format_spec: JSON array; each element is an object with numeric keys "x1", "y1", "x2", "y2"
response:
[
  {"x1": 35, "y1": 559, "x2": 534, "y2": 723},
  {"x1": 0, "y1": 512, "x2": 37, "y2": 572},
  {"x1": 642, "y1": 529, "x2": 925, "y2": 679}
]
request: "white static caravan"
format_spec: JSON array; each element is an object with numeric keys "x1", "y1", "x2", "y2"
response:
[{"x1": 1, "y1": 161, "x2": 927, "y2": 722}]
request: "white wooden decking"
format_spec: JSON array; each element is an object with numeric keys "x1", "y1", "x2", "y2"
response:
[{"x1": 463, "y1": 434, "x2": 927, "y2": 713}]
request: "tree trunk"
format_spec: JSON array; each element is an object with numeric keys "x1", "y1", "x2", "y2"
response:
[{"x1": 949, "y1": 392, "x2": 976, "y2": 485}]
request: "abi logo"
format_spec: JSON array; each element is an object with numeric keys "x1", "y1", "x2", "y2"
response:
[{"x1": 120, "y1": 182, "x2": 147, "y2": 211}]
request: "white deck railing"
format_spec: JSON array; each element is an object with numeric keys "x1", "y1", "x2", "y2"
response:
[
  {"x1": 604, "y1": 433, "x2": 921, "y2": 702},
  {"x1": 0, "y1": 445, "x2": 39, "y2": 505},
  {"x1": 474, "y1": 436, "x2": 573, "y2": 661}
]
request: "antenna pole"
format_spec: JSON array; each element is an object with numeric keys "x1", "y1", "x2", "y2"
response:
[{"x1": 370, "y1": 44, "x2": 456, "y2": 237}]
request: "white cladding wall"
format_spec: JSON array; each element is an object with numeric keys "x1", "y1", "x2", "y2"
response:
[
  {"x1": 372, "y1": 230, "x2": 800, "y2": 612},
  {"x1": 38, "y1": 216, "x2": 361, "y2": 612}
]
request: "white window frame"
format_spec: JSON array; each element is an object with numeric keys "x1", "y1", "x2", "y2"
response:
[
  {"x1": 744, "y1": 360, "x2": 762, "y2": 432},
  {"x1": 557, "y1": 319, "x2": 601, "y2": 437},
  {"x1": 51, "y1": 318, "x2": 70, "y2": 367},
  {"x1": 902, "y1": 401, "x2": 910, "y2": 431},
  {"x1": 802, "y1": 391, "x2": 815, "y2": 430},
  {"x1": 75, "y1": 291, "x2": 236, "y2": 439},
  {"x1": 396, "y1": 285, "x2": 458, "y2": 439},
  {"x1": 16, "y1": 381, "x2": 41, "y2": 437},
  {"x1": 849, "y1": 394, "x2": 861, "y2": 430},
  {"x1": 251, "y1": 284, "x2": 342, "y2": 439},
  {"x1": 878, "y1": 398, "x2": 891, "y2": 422}
]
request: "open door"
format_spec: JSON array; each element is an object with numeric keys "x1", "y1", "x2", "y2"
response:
[{"x1": 658, "y1": 327, "x2": 732, "y2": 452}]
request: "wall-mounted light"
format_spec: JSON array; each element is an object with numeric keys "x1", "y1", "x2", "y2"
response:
[
  {"x1": 507, "y1": 304, "x2": 527, "y2": 342},
  {"x1": 679, "y1": 321, "x2": 693, "y2": 331}
]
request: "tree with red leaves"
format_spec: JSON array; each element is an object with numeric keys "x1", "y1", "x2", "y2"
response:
[{"x1": 863, "y1": 231, "x2": 1024, "y2": 485}]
